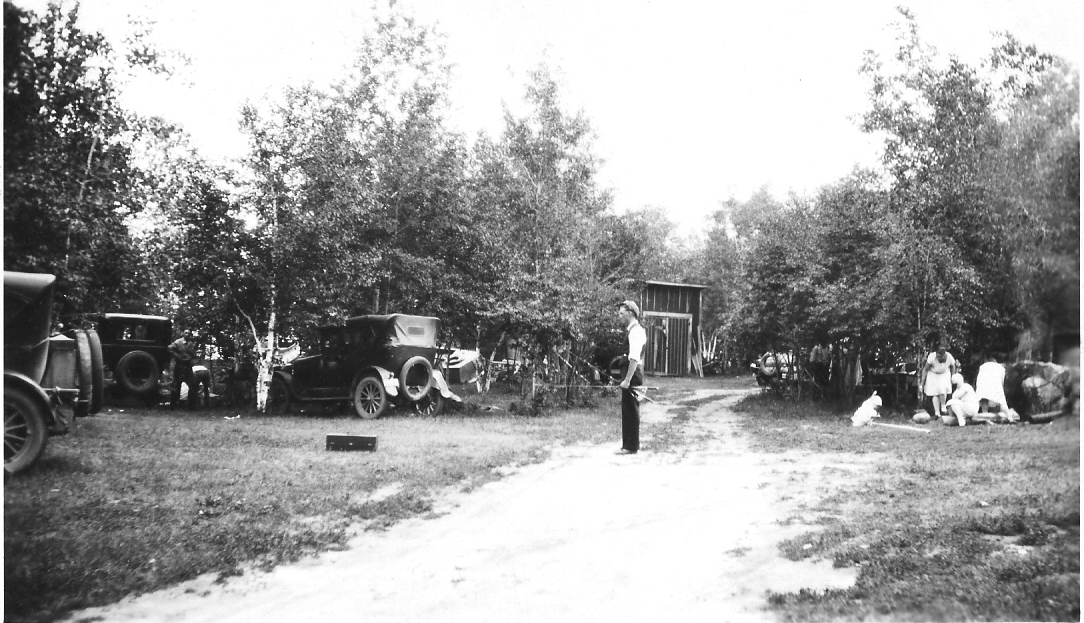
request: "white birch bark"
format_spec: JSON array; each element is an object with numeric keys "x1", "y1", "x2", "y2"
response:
[
  {"x1": 239, "y1": 303, "x2": 276, "y2": 412},
  {"x1": 255, "y1": 305, "x2": 277, "y2": 412}
]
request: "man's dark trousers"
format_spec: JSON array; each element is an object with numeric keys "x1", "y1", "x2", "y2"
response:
[
  {"x1": 621, "y1": 366, "x2": 644, "y2": 452},
  {"x1": 171, "y1": 360, "x2": 194, "y2": 408}
]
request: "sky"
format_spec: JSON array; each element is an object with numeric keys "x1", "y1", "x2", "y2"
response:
[{"x1": 13, "y1": 0, "x2": 1083, "y2": 235}]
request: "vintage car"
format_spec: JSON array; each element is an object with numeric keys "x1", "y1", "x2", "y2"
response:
[
  {"x1": 752, "y1": 351, "x2": 793, "y2": 389},
  {"x1": 266, "y1": 314, "x2": 457, "y2": 418},
  {"x1": 4, "y1": 271, "x2": 103, "y2": 474},
  {"x1": 95, "y1": 313, "x2": 173, "y2": 402}
]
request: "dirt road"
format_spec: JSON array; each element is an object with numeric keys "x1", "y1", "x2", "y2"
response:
[{"x1": 69, "y1": 388, "x2": 874, "y2": 622}]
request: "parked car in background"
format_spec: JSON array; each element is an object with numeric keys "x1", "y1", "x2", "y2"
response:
[
  {"x1": 95, "y1": 313, "x2": 173, "y2": 404},
  {"x1": 267, "y1": 314, "x2": 457, "y2": 418},
  {"x1": 752, "y1": 351, "x2": 793, "y2": 389},
  {"x1": 4, "y1": 271, "x2": 103, "y2": 474},
  {"x1": 590, "y1": 330, "x2": 627, "y2": 384}
]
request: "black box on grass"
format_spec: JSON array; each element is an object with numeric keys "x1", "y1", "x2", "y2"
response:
[{"x1": 326, "y1": 434, "x2": 377, "y2": 452}]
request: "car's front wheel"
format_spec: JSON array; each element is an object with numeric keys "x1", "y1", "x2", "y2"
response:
[
  {"x1": 352, "y1": 376, "x2": 387, "y2": 419},
  {"x1": 4, "y1": 385, "x2": 49, "y2": 475}
]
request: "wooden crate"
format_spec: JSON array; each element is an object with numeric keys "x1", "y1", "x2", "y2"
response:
[{"x1": 325, "y1": 434, "x2": 377, "y2": 452}]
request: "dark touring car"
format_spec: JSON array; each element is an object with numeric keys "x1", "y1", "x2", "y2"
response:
[
  {"x1": 4, "y1": 271, "x2": 103, "y2": 473},
  {"x1": 267, "y1": 314, "x2": 457, "y2": 418}
]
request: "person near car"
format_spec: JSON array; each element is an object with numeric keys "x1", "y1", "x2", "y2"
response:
[
  {"x1": 808, "y1": 341, "x2": 830, "y2": 387},
  {"x1": 168, "y1": 330, "x2": 197, "y2": 409},
  {"x1": 188, "y1": 363, "x2": 211, "y2": 408},
  {"x1": 616, "y1": 300, "x2": 646, "y2": 455},
  {"x1": 920, "y1": 343, "x2": 956, "y2": 418}
]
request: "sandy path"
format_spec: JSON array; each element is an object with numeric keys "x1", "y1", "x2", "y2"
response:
[{"x1": 69, "y1": 388, "x2": 874, "y2": 623}]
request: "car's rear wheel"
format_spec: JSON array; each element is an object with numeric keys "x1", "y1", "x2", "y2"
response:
[
  {"x1": 412, "y1": 389, "x2": 444, "y2": 417},
  {"x1": 266, "y1": 377, "x2": 291, "y2": 414},
  {"x1": 4, "y1": 386, "x2": 49, "y2": 475},
  {"x1": 116, "y1": 350, "x2": 160, "y2": 395},
  {"x1": 353, "y1": 376, "x2": 387, "y2": 419},
  {"x1": 399, "y1": 356, "x2": 433, "y2": 402}
]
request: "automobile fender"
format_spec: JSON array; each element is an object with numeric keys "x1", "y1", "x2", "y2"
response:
[
  {"x1": 365, "y1": 366, "x2": 400, "y2": 399},
  {"x1": 271, "y1": 370, "x2": 295, "y2": 398},
  {"x1": 431, "y1": 370, "x2": 462, "y2": 403},
  {"x1": 3, "y1": 371, "x2": 57, "y2": 428}
]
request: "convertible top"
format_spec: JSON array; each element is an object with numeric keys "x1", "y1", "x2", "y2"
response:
[
  {"x1": 4, "y1": 271, "x2": 57, "y2": 381},
  {"x1": 344, "y1": 314, "x2": 440, "y2": 349}
]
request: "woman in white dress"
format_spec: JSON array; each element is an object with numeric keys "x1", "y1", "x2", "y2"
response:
[
  {"x1": 975, "y1": 354, "x2": 1009, "y2": 413},
  {"x1": 920, "y1": 345, "x2": 956, "y2": 417},
  {"x1": 946, "y1": 373, "x2": 979, "y2": 426}
]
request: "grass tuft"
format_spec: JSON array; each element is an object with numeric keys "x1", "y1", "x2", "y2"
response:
[
  {"x1": 4, "y1": 391, "x2": 622, "y2": 622},
  {"x1": 734, "y1": 391, "x2": 1080, "y2": 622}
]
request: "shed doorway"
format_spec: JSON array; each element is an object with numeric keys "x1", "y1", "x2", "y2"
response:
[{"x1": 643, "y1": 312, "x2": 692, "y2": 376}]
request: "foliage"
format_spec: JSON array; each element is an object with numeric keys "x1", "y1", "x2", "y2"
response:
[
  {"x1": 468, "y1": 65, "x2": 623, "y2": 354},
  {"x1": 5, "y1": 2, "x2": 1074, "y2": 406},
  {"x1": 734, "y1": 201, "x2": 818, "y2": 353},
  {"x1": 857, "y1": 8, "x2": 1077, "y2": 356},
  {"x1": 234, "y1": 5, "x2": 498, "y2": 354},
  {"x1": 981, "y1": 36, "x2": 1080, "y2": 355},
  {"x1": 3, "y1": 1, "x2": 154, "y2": 323},
  {"x1": 697, "y1": 8, "x2": 1078, "y2": 373}
]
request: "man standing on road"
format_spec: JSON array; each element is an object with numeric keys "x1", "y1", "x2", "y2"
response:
[
  {"x1": 616, "y1": 300, "x2": 647, "y2": 455},
  {"x1": 169, "y1": 329, "x2": 197, "y2": 409}
]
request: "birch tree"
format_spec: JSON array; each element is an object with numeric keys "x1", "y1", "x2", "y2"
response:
[{"x1": 236, "y1": 3, "x2": 467, "y2": 408}]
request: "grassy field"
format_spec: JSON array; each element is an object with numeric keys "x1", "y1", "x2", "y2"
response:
[
  {"x1": 5, "y1": 376, "x2": 1078, "y2": 622},
  {"x1": 733, "y1": 391, "x2": 1080, "y2": 622},
  {"x1": 3, "y1": 386, "x2": 632, "y2": 623}
]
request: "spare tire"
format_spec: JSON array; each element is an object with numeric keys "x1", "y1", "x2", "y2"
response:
[
  {"x1": 73, "y1": 331, "x2": 93, "y2": 418},
  {"x1": 759, "y1": 354, "x2": 780, "y2": 377},
  {"x1": 399, "y1": 356, "x2": 433, "y2": 402},
  {"x1": 608, "y1": 355, "x2": 626, "y2": 382},
  {"x1": 86, "y1": 329, "x2": 104, "y2": 414},
  {"x1": 116, "y1": 350, "x2": 160, "y2": 395}
]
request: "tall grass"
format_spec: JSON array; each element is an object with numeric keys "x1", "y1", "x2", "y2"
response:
[
  {"x1": 735, "y1": 392, "x2": 1080, "y2": 622},
  {"x1": 4, "y1": 395, "x2": 621, "y2": 622}
]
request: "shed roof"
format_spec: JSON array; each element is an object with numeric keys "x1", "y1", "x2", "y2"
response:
[{"x1": 645, "y1": 280, "x2": 708, "y2": 289}]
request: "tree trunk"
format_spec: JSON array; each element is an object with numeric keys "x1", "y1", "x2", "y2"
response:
[
  {"x1": 255, "y1": 307, "x2": 277, "y2": 412},
  {"x1": 482, "y1": 331, "x2": 507, "y2": 395}
]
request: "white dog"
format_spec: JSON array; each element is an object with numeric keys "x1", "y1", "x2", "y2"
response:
[{"x1": 851, "y1": 392, "x2": 883, "y2": 426}]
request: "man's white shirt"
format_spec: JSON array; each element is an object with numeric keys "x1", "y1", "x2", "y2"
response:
[{"x1": 627, "y1": 320, "x2": 646, "y2": 366}]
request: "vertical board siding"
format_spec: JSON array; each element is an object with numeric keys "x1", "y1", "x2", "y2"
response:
[
  {"x1": 640, "y1": 282, "x2": 704, "y2": 376},
  {"x1": 642, "y1": 314, "x2": 691, "y2": 375}
]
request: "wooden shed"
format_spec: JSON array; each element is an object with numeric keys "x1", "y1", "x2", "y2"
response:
[{"x1": 639, "y1": 280, "x2": 707, "y2": 376}]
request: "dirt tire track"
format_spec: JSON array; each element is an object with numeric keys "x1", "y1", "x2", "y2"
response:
[{"x1": 68, "y1": 388, "x2": 875, "y2": 623}]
